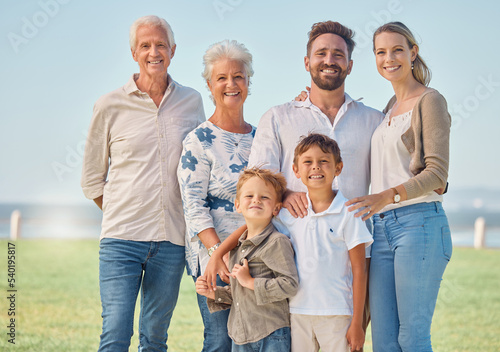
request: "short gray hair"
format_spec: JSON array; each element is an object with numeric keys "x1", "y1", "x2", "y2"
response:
[
  {"x1": 202, "y1": 40, "x2": 254, "y2": 82},
  {"x1": 129, "y1": 15, "x2": 175, "y2": 51}
]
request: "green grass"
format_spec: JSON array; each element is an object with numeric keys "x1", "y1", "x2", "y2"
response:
[{"x1": 0, "y1": 240, "x2": 498, "y2": 351}]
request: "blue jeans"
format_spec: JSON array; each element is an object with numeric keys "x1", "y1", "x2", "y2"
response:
[
  {"x1": 98, "y1": 238, "x2": 185, "y2": 352},
  {"x1": 193, "y1": 275, "x2": 232, "y2": 352},
  {"x1": 369, "y1": 202, "x2": 452, "y2": 352},
  {"x1": 231, "y1": 327, "x2": 291, "y2": 352}
]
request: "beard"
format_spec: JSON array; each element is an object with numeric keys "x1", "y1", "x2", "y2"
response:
[{"x1": 310, "y1": 64, "x2": 347, "y2": 91}]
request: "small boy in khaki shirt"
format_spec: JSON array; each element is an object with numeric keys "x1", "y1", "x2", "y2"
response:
[{"x1": 196, "y1": 167, "x2": 298, "y2": 351}]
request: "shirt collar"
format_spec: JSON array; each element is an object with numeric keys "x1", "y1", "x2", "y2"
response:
[
  {"x1": 123, "y1": 73, "x2": 174, "y2": 95},
  {"x1": 305, "y1": 190, "x2": 347, "y2": 216},
  {"x1": 238, "y1": 222, "x2": 276, "y2": 247},
  {"x1": 292, "y1": 92, "x2": 355, "y2": 110}
]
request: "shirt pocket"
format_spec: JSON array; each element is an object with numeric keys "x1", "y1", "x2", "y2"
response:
[
  {"x1": 165, "y1": 116, "x2": 199, "y2": 148},
  {"x1": 246, "y1": 258, "x2": 269, "y2": 278}
]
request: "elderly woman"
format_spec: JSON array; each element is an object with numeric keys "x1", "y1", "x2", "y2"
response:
[
  {"x1": 177, "y1": 40, "x2": 255, "y2": 352},
  {"x1": 347, "y1": 22, "x2": 452, "y2": 351},
  {"x1": 81, "y1": 16, "x2": 205, "y2": 351}
]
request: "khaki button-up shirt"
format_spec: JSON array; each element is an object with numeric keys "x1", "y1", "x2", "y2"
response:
[
  {"x1": 207, "y1": 222, "x2": 298, "y2": 344},
  {"x1": 81, "y1": 74, "x2": 205, "y2": 244}
]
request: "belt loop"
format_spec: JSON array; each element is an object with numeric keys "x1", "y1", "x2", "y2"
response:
[{"x1": 435, "y1": 202, "x2": 440, "y2": 213}]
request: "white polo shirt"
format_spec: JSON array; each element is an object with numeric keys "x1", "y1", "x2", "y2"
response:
[{"x1": 273, "y1": 191, "x2": 373, "y2": 316}]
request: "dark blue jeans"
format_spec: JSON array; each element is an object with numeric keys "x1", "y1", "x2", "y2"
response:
[{"x1": 98, "y1": 238, "x2": 185, "y2": 351}]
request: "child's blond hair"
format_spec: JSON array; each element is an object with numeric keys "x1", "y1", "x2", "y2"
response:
[{"x1": 236, "y1": 167, "x2": 287, "y2": 203}]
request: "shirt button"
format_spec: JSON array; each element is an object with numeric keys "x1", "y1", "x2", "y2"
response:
[
  {"x1": 236, "y1": 302, "x2": 239, "y2": 306},
  {"x1": 380, "y1": 214, "x2": 385, "y2": 219},
  {"x1": 218, "y1": 298, "x2": 222, "y2": 302},
  {"x1": 241, "y1": 249, "x2": 245, "y2": 253}
]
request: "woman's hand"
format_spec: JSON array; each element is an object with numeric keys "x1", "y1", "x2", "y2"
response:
[
  {"x1": 294, "y1": 86, "x2": 310, "y2": 102},
  {"x1": 231, "y1": 258, "x2": 254, "y2": 290},
  {"x1": 345, "y1": 189, "x2": 394, "y2": 221},
  {"x1": 205, "y1": 251, "x2": 231, "y2": 291},
  {"x1": 195, "y1": 276, "x2": 215, "y2": 300},
  {"x1": 283, "y1": 190, "x2": 308, "y2": 218}
]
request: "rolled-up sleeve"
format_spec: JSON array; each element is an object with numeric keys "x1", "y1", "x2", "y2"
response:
[
  {"x1": 207, "y1": 285, "x2": 233, "y2": 312},
  {"x1": 81, "y1": 103, "x2": 110, "y2": 200},
  {"x1": 177, "y1": 132, "x2": 214, "y2": 242},
  {"x1": 254, "y1": 236, "x2": 298, "y2": 306}
]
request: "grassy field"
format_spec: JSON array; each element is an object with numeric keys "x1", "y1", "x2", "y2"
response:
[{"x1": 0, "y1": 240, "x2": 498, "y2": 351}]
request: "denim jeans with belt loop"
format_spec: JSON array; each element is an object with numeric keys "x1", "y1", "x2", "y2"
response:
[
  {"x1": 98, "y1": 238, "x2": 185, "y2": 352},
  {"x1": 369, "y1": 202, "x2": 452, "y2": 352}
]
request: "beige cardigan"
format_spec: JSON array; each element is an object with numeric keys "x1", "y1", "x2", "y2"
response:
[{"x1": 383, "y1": 88, "x2": 451, "y2": 200}]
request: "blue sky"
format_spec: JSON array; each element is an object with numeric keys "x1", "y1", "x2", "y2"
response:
[{"x1": 1, "y1": 0, "x2": 499, "y2": 204}]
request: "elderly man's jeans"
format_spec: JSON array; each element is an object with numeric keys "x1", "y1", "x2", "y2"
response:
[
  {"x1": 194, "y1": 274, "x2": 232, "y2": 352},
  {"x1": 369, "y1": 202, "x2": 452, "y2": 352},
  {"x1": 98, "y1": 238, "x2": 185, "y2": 352}
]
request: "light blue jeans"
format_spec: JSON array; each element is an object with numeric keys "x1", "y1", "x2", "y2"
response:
[
  {"x1": 98, "y1": 238, "x2": 185, "y2": 352},
  {"x1": 369, "y1": 202, "x2": 452, "y2": 352},
  {"x1": 193, "y1": 274, "x2": 232, "y2": 352},
  {"x1": 231, "y1": 327, "x2": 291, "y2": 352}
]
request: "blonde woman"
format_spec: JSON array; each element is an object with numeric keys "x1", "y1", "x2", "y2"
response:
[{"x1": 347, "y1": 22, "x2": 452, "y2": 351}]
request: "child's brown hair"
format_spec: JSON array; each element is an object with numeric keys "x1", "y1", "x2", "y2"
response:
[{"x1": 293, "y1": 133, "x2": 342, "y2": 166}]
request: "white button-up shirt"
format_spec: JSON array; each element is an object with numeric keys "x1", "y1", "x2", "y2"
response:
[
  {"x1": 81, "y1": 74, "x2": 205, "y2": 244},
  {"x1": 248, "y1": 94, "x2": 384, "y2": 200}
]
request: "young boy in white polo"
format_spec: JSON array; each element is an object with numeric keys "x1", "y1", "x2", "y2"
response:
[
  {"x1": 273, "y1": 133, "x2": 373, "y2": 352},
  {"x1": 195, "y1": 167, "x2": 299, "y2": 351}
]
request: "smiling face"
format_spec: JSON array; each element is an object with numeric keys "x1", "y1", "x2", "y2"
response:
[
  {"x1": 305, "y1": 33, "x2": 353, "y2": 91},
  {"x1": 374, "y1": 31, "x2": 417, "y2": 83},
  {"x1": 235, "y1": 177, "x2": 281, "y2": 222},
  {"x1": 293, "y1": 145, "x2": 343, "y2": 191},
  {"x1": 132, "y1": 25, "x2": 176, "y2": 79},
  {"x1": 207, "y1": 58, "x2": 249, "y2": 110}
]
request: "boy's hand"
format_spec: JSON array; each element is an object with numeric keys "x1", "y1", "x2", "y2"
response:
[
  {"x1": 231, "y1": 259, "x2": 254, "y2": 290},
  {"x1": 346, "y1": 322, "x2": 365, "y2": 351},
  {"x1": 195, "y1": 276, "x2": 215, "y2": 300}
]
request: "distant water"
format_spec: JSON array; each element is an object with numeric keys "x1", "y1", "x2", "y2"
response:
[
  {"x1": 0, "y1": 203, "x2": 499, "y2": 247},
  {"x1": 0, "y1": 203, "x2": 102, "y2": 239}
]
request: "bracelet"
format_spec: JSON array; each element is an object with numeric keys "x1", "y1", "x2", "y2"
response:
[{"x1": 207, "y1": 243, "x2": 221, "y2": 257}]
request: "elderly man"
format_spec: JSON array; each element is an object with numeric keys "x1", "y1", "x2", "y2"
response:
[{"x1": 81, "y1": 16, "x2": 205, "y2": 351}]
